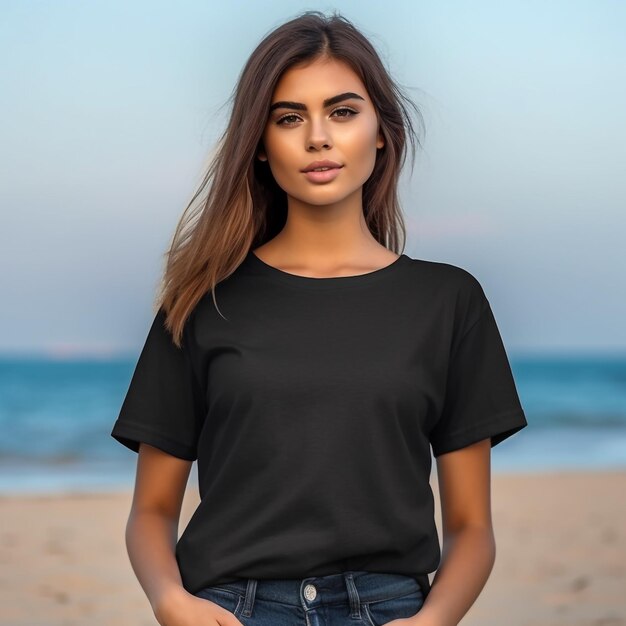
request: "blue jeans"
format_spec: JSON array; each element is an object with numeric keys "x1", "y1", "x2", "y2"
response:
[{"x1": 193, "y1": 570, "x2": 428, "y2": 626}]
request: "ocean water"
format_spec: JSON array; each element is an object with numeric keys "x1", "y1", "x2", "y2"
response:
[{"x1": 0, "y1": 354, "x2": 625, "y2": 494}]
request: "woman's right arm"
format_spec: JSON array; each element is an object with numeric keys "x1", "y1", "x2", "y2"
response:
[
  {"x1": 125, "y1": 443, "x2": 242, "y2": 626},
  {"x1": 125, "y1": 442, "x2": 191, "y2": 619}
]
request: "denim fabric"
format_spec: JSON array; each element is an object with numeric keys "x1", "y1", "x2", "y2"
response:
[{"x1": 194, "y1": 570, "x2": 427, "y2": 626}]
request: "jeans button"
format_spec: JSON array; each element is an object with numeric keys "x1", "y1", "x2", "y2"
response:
[{"x1": 304, "y1": 584, "x2": 317, "y2": 602}]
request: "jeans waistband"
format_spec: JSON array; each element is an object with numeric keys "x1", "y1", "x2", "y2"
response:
[{"x1": 211, "y1": 570, "x2": 430, "y2": 607}]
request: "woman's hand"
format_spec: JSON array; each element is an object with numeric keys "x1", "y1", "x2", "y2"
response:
[{"x1": 153, "y1": 585, "x2": 245, "y2": 626}]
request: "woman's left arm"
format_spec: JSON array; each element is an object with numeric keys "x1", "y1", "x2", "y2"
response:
[{"x1": 408, "y1": 437, "x2": 496, "y2": 626}]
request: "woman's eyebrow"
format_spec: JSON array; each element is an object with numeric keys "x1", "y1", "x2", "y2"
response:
[{"x1": 269, "y1": 91, "x2": 365, "y2": 113}]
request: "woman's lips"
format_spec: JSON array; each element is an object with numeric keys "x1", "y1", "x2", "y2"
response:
[{"x1": 301, "y1": 166, "x2": 343, "y2": 184}]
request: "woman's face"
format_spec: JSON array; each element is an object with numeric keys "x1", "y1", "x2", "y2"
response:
[{"x1": 258, "y1": 57, "x2": 384, "y2": 208}]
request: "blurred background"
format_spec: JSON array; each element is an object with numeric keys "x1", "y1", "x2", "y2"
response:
[{"x1": 1, "y1": 1, "x2": 624, "y2": 625}]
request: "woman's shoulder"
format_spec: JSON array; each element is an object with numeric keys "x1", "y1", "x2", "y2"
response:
[{"x1": 404, "y1": 255, "x2": 486, "y2": 297}]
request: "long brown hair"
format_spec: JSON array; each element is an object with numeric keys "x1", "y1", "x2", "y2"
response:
[{"x1": 156, "y1": 9, "x2": 425, "y2": 346}]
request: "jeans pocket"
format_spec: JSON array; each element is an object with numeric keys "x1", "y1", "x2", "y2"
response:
[
  {"x1": 194, "y1": 586, "x2": 244, "y2": 618},
  {"x1": 362, "y1": 588, "x2": 424, "y2": 626}
]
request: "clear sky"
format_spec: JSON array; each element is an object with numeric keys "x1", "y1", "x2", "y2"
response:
[{"x1": 1, "y1": 1, "x2": 624, "y2": 355}]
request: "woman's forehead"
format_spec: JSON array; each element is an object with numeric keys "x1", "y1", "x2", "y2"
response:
[{"x1": 272, "y1": 60, "x2": 367, "y2": 103}]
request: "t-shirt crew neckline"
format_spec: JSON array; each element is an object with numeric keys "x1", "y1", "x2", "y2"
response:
[{"x1": 243, "y1": 249, "x2": 410, "y2": 290}]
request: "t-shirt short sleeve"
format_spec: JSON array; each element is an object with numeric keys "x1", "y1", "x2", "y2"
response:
[
  {"x1": 110, "y1": 307, "x2": 205, "y2": 461},
  {"x1": 430, "y1": 279, "x2": 528, "y2": 458}
]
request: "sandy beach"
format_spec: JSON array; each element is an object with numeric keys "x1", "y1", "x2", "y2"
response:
[{"x1": 1, "y1": 469, "x2": 624, "y2": 626}]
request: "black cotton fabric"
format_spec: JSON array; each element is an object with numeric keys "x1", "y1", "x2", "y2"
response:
[{"x1": 111, "y1": 250, "x2": 527, "y2": 595}]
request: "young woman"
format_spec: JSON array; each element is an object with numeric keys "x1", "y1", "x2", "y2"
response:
[{"x1": 111, "y1": 10, "x2": 527, "y2": 626}]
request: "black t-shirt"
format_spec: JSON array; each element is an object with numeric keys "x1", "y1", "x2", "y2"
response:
[{"x1": 111, "y1": 250, "x2": 527, "y2": 597}]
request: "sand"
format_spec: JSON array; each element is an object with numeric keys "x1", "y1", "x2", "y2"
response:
[{"x1": 1, "y1": 469, "x2": 625, "y2": 625}]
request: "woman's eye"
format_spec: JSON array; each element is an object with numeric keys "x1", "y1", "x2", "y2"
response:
[
  {"x1": 276, "y1": 107, "x2": 358, "y2": 126},
  {"x1": 276, "y1": 114, "x2": 301, "y2": 126},
  {"x1": 332, "y1": 107, "x2": 358, "y2": 119}
]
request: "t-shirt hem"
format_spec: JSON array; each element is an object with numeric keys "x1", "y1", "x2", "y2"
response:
[
  {"x1": 110, "y1": 420, "x2": 197, "y2": 461},
  {"x1": 430, "y1": 407, "x2": 528, "y2": 457}
]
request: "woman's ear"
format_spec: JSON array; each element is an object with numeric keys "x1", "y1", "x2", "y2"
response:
[
  {"x1": 257, "y1": 142, "x2": 267, "y2": 162},
  {"x1": 376, "y1": 127, "x2": 385, "y2": 150}
]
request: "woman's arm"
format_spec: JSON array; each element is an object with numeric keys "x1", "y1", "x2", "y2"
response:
[
  {"x1": 410, "y1": 438, "x2": 496, "y2": 626},
  {"x1": 124, "y1": 443, "x2": 194, "y2": 619}
]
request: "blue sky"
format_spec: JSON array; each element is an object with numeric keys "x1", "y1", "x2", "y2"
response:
[{"x1": 0, "y1": 1, "x2": 624, "y2": 355}]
